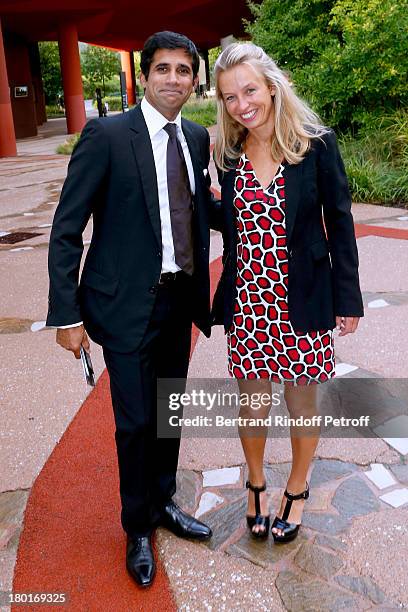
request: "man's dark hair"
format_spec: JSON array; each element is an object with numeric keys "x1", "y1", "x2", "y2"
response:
[{"x1": 141, "y1": 31, "x2": 200, "y2": 79}]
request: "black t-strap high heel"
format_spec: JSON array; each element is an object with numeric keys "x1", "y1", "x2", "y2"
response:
[
  {"x1": 246, "y1": 480, "x2": 270, "y2": 540},
  {"x1": 271, "y1": 481, "x2": 309, "y2": 543}
]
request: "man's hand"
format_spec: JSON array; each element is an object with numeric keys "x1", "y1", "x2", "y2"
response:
[
  {"x1": 56, "y1": 325, "x2": 90, "y2": 359},
  {"x1": 335, "y1": 316, "x2": 360, "y2": 337}
]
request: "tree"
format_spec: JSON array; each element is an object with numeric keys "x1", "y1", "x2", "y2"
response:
[
  {"x1": 208, "y1": 46, "x2": 221, "y2": 86},
  {"x1": 247, "y1": 0, "x2": 408, "y2": 131},
  {"x1": 324, "y1": 0, "x2": 408, "y2": 126},
  {"x1": 133, "y1": 51, "x2": 141, "y2": 77},
  {"x1": 38, "y1": 42, "x2": 62, "y2": 104},
  {"x1": 247, "y1": 0, "x2": 335, "y2": 70},
  {"x1": 81, "y1": 45, "x2": 121, "y2": 96}
]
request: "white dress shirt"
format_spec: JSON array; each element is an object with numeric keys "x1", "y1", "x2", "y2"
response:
[
  {"x1": 141, "y1": 95, "x2": 195, "y2": 273},
  {"x1": 56, "y1": 96, "x2": 195, "y2": 329}
]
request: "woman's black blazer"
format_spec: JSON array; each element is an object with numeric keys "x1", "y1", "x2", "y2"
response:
[{"x1": 211, "y1": 129, "x2": 364, "y2": 333}]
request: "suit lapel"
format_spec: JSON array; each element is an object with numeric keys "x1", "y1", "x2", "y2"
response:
[
  {"x1": 283, "y1": 161, "x2": 302, "y2": 248},
  {"x1": 129, "y1": 105, "x2": 162, "y2": 249}
]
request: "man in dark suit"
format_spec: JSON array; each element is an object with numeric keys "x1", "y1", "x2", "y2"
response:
[{"x1": 47, "y1": 31, "x2": 220, "y2": 588}]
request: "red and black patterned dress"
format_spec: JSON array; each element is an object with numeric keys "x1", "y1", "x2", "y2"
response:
[{"x1": 227, "y1": 154, "x2": 335, "y2": 384}]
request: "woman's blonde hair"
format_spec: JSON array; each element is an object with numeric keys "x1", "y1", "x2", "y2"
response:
[{"x1": 214, "y1": 42, "x2": 328, "y2": 171}]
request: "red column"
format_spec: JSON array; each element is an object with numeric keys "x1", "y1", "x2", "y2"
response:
[
  {"x1": 120, "y1": 51, "x2": 136, "y2": 106},
  {"x1": 0, "y1": 18, "x2": 17, "y2": 157},
  {"x1": 58, "y1": 23, "x2": 86, "y2": 134}
]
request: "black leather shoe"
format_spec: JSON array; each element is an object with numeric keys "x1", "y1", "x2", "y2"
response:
[
  {"x1": 126, "y1": 535, "x2": 156, "y2": 587},
  {"x1": 161, "y1": 500, "x2": 212, "y2": 540}
]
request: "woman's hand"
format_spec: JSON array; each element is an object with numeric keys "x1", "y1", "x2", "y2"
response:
[{"x1": 335, "y1": 316, "x2": 360, "y2": 337}]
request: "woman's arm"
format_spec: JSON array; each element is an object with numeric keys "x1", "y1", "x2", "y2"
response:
[{"x1": 317, "y1": 129, "x2": 364, "y2": 324}]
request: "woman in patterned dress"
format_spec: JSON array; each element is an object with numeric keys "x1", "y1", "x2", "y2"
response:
[{"x1": 211, "y1": 43, "x2": 363, "y2": 542}]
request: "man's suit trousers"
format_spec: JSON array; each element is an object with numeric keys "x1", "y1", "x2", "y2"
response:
[{"x1": 103, "y1": 273, "x2": 192, "y2": 537}]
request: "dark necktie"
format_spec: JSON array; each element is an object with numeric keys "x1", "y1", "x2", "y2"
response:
[{"x1": 163, "y1": 123, "x2": 194, "y2": 275}]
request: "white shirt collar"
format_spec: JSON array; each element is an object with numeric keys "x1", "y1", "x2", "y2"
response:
[{"x1": 141, "y1": 96, "x2": 182, "y2": 139}]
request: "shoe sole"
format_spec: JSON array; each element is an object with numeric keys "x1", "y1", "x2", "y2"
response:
[
  {"x1": 185, "y1": 531, "x2": 212, "y2": 541},
  {"x1": 272, "y1": 531, "x2": 299, "y2": 544},
  {"x1": 249, "y1": 529, "x2": 269, "y2": 540}
]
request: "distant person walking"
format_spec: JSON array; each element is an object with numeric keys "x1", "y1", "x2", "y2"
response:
[{"x1": 95, "y1": 87, "x2": 106, "y2": 117}]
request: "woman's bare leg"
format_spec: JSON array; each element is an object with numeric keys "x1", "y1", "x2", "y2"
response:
[
  {"x1": 237, "y1": 378, "x2": 272, "y2": 534},
  {"x1": 271, "y1": 383, "x2": 320, "y2": 536}
]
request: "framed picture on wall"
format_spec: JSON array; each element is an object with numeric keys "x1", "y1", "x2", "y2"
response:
[{"x1": 15, "y1": 85, "x2": 28, "y2": 98}]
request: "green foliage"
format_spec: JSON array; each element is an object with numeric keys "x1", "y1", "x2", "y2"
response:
[
  {"x1": 247, "y1": 0, "x2": 335, "y2": 70},
  {"x1": 90, "y1": 95, "x2": 216, "y2": 123},
  {"x1": 133, "y1": 51, "x2": 141, "y2": 77},
  {"x1": 56, "y1": 133, "x2": 80, "y2": 155},
  {"x1": 81, "y1": 45, "x2": 121, "y2": 96},
  {"x1": 247, "y1": 0, "x2": 408, "y2": 131},
  {"x1": 92, "y1": 96, "x2": 123, "y2": 111},
  {"x1": 104, "y1": 96, "x2": 124, "y2": 111},
  {"x1": 45, "y1": 104, "x2": 64, "y2": 118},
  {"x1": 208, "y1": 46, "x2": 221, "y2": 86},
  {"x1": 339, "y1": 110, "x2": 408, "y2": 205},
  {"x1": 182, "y1": 98, "x2": 217, "y2": 127},
  {"x1": 247, "y1": 0, "x2": 408, "y2": 203},
  {"x1": 82, "y1": 75, "x2": 120, "y2": 99},
  {"x1": 38, "y1": 42, "x2": 62, "y2": 104}
]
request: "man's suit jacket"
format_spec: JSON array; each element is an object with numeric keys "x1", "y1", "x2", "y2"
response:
[
  {"x1": 211, "y1": 129, "x2": 364, "y2": 333},
  {"x1": 46, "y1": 104, "x2": 220, "y2": 353}
]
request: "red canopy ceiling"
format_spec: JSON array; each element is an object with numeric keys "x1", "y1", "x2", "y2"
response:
[{"x1": 0, "y1": 0, "x2": 255, "y2": 50}]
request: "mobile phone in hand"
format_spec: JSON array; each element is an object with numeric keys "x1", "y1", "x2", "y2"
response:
[{"x1": 80, "y1": 345, "x2": 95, "y2": 387}]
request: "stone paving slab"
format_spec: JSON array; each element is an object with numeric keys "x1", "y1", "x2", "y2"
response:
[
  {"x1": 203, "y1": 496, "x2": 248, "y2": 550},
  {"x1": 275, "y1": 571, "x2": 364, "y2": 611},
  {"x1": 309, "y1": 459, "x2": 358, "y2": 485},
  {"x1": 0, "y1": 490, "x2": 29, "y2": 549},
  {"x1": 301, "y1": 511, "x2": 351, "y2": 536},
  {"x1": 174, "y1": 469, "x2": 201, "y2": 514},
  {"x1": 0, "y1": 490, "x2": 29, "y2": 599},
  {"x1": 334, "y1": 575, "x2": 388, "y2": 606},
  {"x1": 294, "y1": 541, "x2": 344, "y2": 579},
  {"x1": 227, "y1": 530, "x2": 309, "y2": 569},
  {"x1": 332, "y1": 477, "x2": 381, "y2": 519},
  {"x1": 314, "y1": 533, "x2": 348, "y2": 552},
  {"x1": 389, "y1": 464, "x2": 408, "y2": 485}
]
